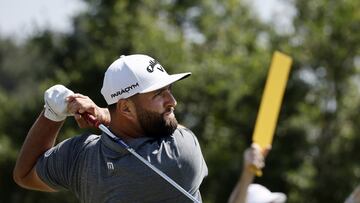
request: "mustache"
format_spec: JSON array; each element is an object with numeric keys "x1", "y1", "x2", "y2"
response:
[{"x1": 163, "y1": 107, "x2": 175, "y2": 115}]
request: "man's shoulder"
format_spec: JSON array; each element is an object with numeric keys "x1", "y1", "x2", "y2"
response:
[
  {"x1": 63, "y1": 133, "x2": 101, "y2": 150},
  {"x1": 173, "y1": 125, "x2": 199, "y2": 146},
  {"x1": 82, "y1": 133, "x2": 101, "y2": 144},
  {"x1": 176, "y1": 124, "x2": 194, "y2": 135}
]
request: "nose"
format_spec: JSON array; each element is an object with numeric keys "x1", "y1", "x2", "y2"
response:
[{"x1": 165, "y1": 90, "x2": 177, "y2": 107}]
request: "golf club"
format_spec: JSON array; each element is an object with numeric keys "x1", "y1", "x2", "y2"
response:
[{"x1": 83, "y1": 113, "x2": 200, "y2": 203}]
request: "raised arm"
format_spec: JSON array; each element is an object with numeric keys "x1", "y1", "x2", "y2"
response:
[
  {"x1": 345, "y1": 185, "x2": 360, "y2": 203},
  {"x1": 13, "y1": 85, "x2": 73, "y2": 191},
  {"x1": 228, "y1": 144, "x2": 268, "y2": 203},
  {"x1": 13, "y1": 85, "x2": 110, "y2": 191},
  {"x1": 13, "y1": 111, "x2": 63, "y2": 191}
]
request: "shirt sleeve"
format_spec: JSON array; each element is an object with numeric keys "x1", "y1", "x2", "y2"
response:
[
  {"x1": 174, "y1": 126, "x2": 208, "y2": 193},
  {"x1": 36, "y1": 136, "x2": 82, "y2": 191}
]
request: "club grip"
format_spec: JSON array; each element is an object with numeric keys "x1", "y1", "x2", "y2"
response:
[{"x1": 82, "y1": 113, "x2": 101, "y2": 128}]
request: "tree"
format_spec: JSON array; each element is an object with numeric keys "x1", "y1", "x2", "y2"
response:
[
  {"x1": 1, "y1": 0, "x2": 359, "y2": 202},
  {"x1": 274, "y1": 0, "x2": 360, "y2": 202}
]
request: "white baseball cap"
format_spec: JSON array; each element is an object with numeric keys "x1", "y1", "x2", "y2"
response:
[
  {"x1": 246, "y1": 184, "x2": 287, "y2": 203},
  {"x1": 101, "y1": 54, "x2": 191, "y2": 105}
]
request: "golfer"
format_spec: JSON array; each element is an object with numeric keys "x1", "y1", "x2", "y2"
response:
[{"x1": 13, "y1": 54, "x2": 208, "y2": 202}]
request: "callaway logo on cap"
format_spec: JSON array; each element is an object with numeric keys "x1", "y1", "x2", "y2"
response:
[{"x1": 101, "y1": 54, "x2": 191, "y2": 105}]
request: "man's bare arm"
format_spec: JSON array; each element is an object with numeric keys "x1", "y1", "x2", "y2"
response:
[
  {"x1": 228, "y1": 144, "x2": 268, "y2": 203},
  {"x1": 13, "y1": 110, "x2": 61, "y2": 192},
  {"x1": 228, "y1": 166, "x2": 255, "y2": 203},
  {"x1": 13, "y1": 85, "x2": 109, "y2": 191}
]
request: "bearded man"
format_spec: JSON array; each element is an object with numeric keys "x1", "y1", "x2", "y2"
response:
[{"x1": 13, "y1": 54, "x2": 208, "y2": 203}]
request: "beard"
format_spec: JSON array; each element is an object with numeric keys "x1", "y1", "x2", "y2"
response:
[{"x1": 135, "y1": 105, "x2": 178, "y2": 138}]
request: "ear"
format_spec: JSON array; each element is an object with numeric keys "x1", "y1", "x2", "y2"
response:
[{"x1": 116, "y1": 99, "x2": 136, "y2": 119}]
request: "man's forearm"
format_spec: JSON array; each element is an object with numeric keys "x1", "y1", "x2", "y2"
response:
[{"x1": 13, "y1": 110, "x2": 64, "y2": 187}]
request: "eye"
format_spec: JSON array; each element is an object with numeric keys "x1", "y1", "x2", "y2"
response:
[
  {"x1": 152, "y1": 85, "x2": 172, "y2": 99},
  {"x1": 152, "y1": 90, "x2": 163, "y2": 98},
  {"x1": 155, "y1": 91, "x2": 162, "y2": 96}
]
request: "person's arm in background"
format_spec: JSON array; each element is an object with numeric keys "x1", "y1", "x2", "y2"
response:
[
  {"x1": 345, "y1": 185, "x2": 360, "y2": 203},
  {"x1": 228, "y1": 144, "x2": 268, "y2": 203}
]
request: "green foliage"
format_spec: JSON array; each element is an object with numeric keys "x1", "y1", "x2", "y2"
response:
[
  {"x1": 281, "y1": 0, "x2": 360, "y2": 202},
  {"x1": 0, "y1": 0, "x2": 359, "y2": 202}
]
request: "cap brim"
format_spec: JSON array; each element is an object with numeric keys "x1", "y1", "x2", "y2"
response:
[{"x1": 139, "y1": 72, "x2": 191, "y2": 93}]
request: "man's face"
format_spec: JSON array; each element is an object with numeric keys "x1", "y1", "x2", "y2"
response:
[{"x1": 132, "y1": 85, "x2": 178, "y2": 138}]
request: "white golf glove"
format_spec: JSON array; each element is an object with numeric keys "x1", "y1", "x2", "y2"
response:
[{"x1": 44, "y1": 84, "x2": 74, "y2": 121}]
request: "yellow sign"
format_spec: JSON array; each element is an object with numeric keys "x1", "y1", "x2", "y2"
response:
[{"x1": 252, "y1": 51, "x2": 293, "y2": 149}]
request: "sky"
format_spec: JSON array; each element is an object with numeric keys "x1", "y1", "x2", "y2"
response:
[
  {"x1": 0, "y1": 0, "x2": 294, "y2": 41},
  {"x1": 0, "y1": 0, "x2": 87, "y2": 40}
]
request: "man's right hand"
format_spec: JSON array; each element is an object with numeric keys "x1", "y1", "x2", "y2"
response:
[{"x1": 67, "y1": 94, "x2": 110, "y2": 128}]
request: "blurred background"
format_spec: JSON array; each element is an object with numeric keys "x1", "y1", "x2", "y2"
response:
[{"x1": 0, "y1": 0, "x2": 359, "y2": 202}]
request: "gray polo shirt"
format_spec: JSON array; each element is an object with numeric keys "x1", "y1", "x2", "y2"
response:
[{"x1": 36, "y1": 126, "x2": 208, "y2": 203}]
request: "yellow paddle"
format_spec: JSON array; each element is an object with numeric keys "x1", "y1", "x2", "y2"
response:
[{"x1": 251, "y1": 51, "x2": 293, "y2": 176}]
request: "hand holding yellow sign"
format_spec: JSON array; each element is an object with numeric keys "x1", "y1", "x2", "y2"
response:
[{"x1": 251, "y1": 51, "x2": 293, "y2": 176}]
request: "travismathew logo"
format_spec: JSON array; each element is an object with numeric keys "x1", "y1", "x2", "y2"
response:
[
  {"x1": 111, "y1": 82, "x2": 139, "y2": 98},
  {"x1": 146, "y1": 59, "x2": 164, "y2": 73}
]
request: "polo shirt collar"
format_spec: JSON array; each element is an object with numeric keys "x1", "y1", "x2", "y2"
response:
[{"x1": 100, "y1": 132, "x2": 155, "y2": 156}]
